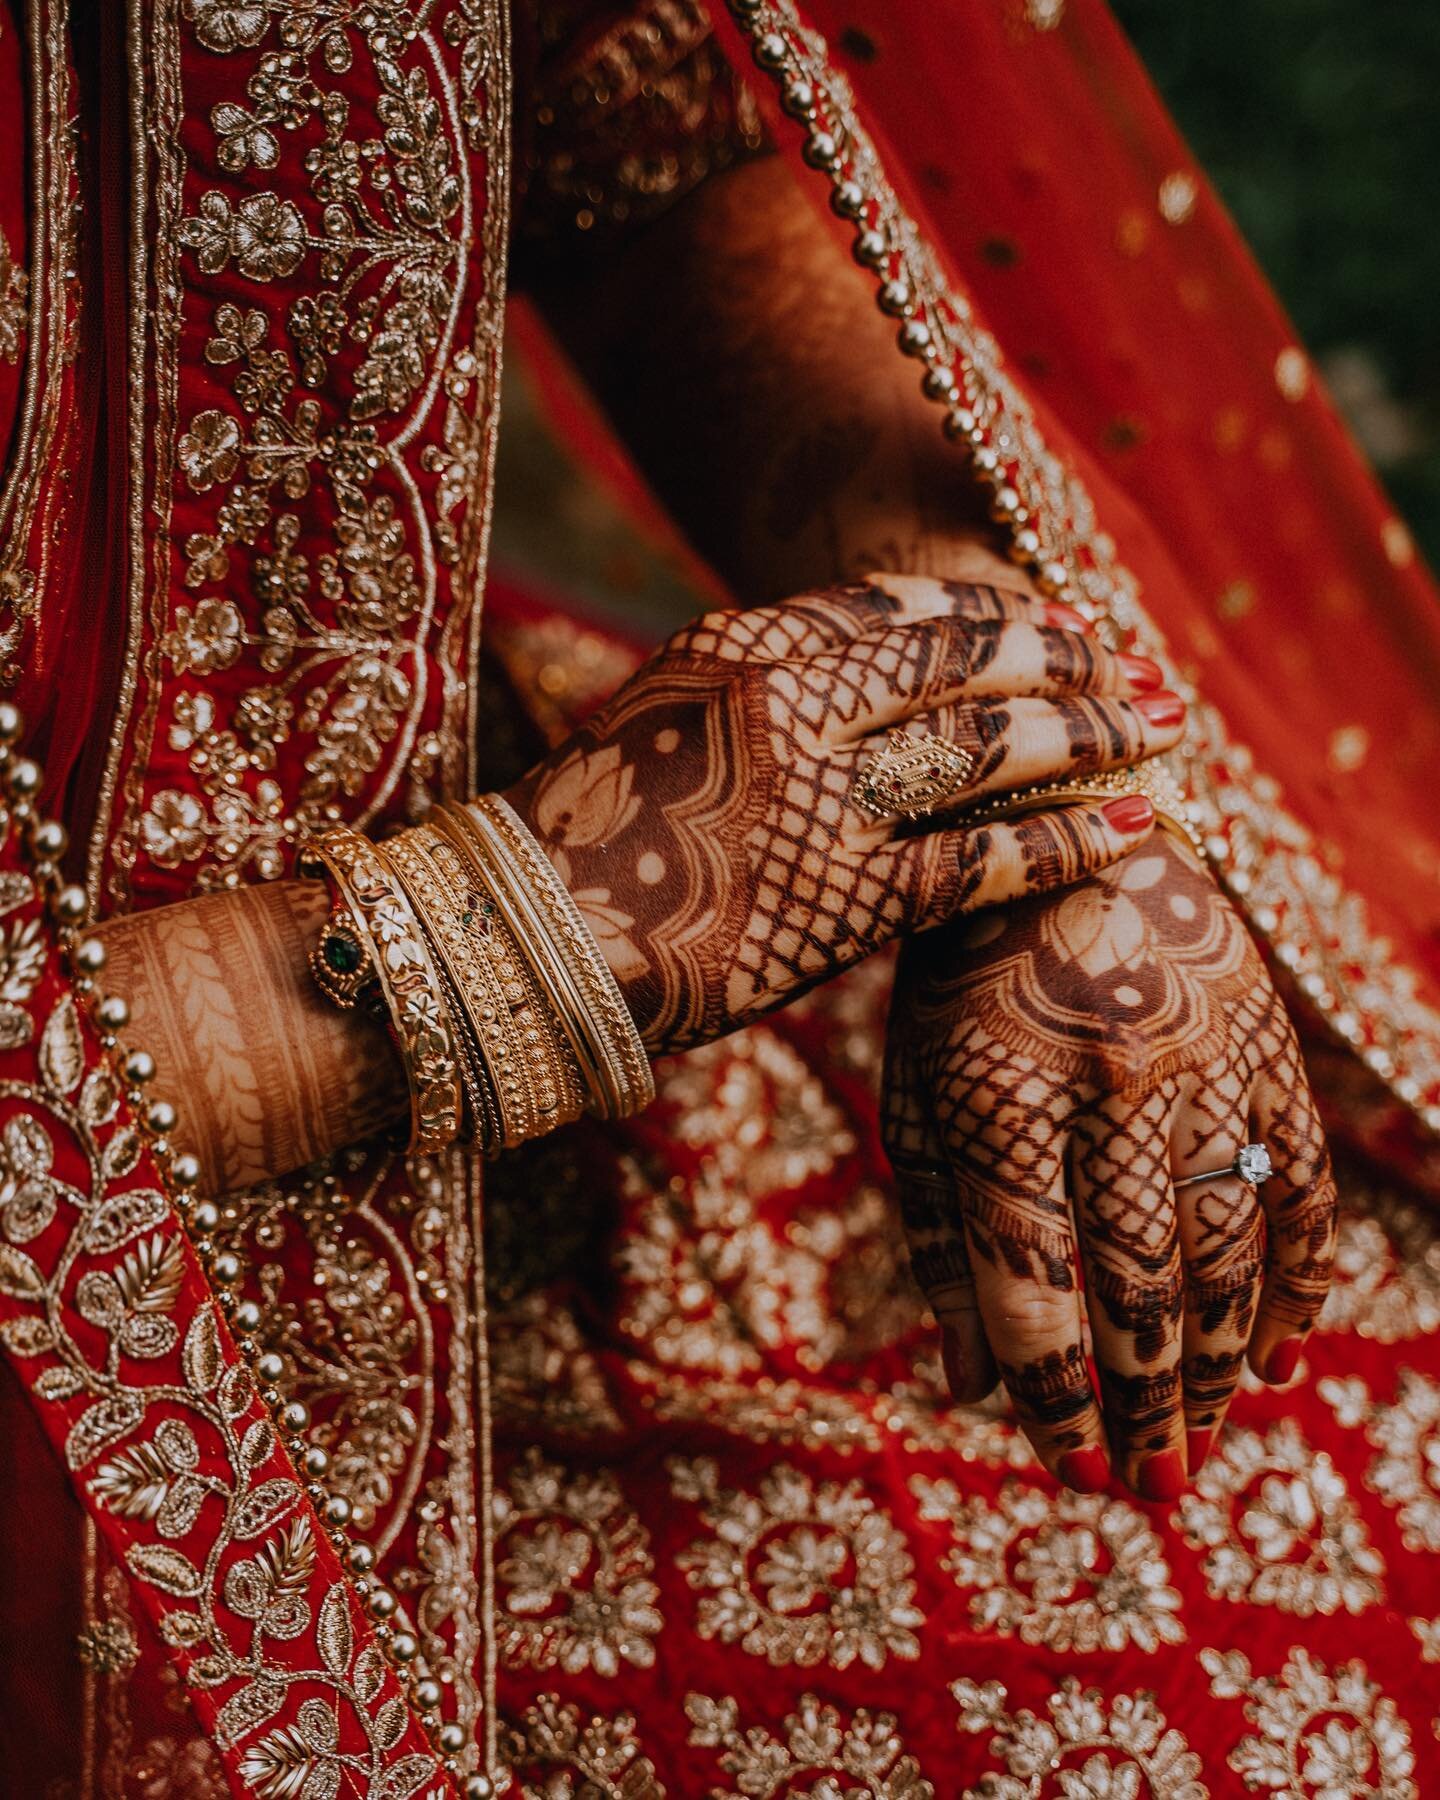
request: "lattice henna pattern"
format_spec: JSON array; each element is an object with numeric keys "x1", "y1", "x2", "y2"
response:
[{"x1": 886, "y1": 832, "x2": 1339, "y2": 1482}]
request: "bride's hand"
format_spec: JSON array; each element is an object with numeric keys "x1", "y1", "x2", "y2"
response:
[
  {"x1": 505, "y1": 574, "x2": 1185, "y2": 1055},
  {"x1": 882, "y1": 831, "x2": 1337, "y2": 1501}
]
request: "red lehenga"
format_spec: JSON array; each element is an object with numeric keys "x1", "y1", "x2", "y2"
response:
[{"x1": 1, "y1": 1, "x2": 1439, "y2": 1796}]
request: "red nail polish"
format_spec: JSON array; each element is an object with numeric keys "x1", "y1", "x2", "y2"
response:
[
  {"x1": 1136, "y1": 1450, "x2": 1186, "y2": 1502},
  {"x1": 941, "y1": 1330, "x2": 968, "y2": 1399},
  {"x1": 1263, "y1": 1338, "x2": 1304, "y2": 1386},
  {"x1": 1101, "y1": 794, "x2": 1154, "y2": 834},
  {"x1": 1059, "y1": 1446, "x2": 1111, "y2": 1494},
  {"x1": 1186, "y1": 1429, "x2": 1215, "y2": 1475},
  {"x1": 1119, "y1": 654, "x2": 1163, "y2": 694},
  {"x1": 1044, "y1": 602, "x2": 1092, "y2": 633},
  {"x1": 1134, "y1": 690, "x2": 1186, "y2": 728}
]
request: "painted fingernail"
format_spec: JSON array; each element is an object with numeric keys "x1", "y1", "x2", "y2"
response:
[
  {"x1": 1101, "y1": 794, "x2": 1154, "y2": 834},
  {"x1": 1044, "y1": 602, "x2": 1092, "y2": 633},
  {"x1": 1059, "y1": 1446, "x2": 1111, "y2": 1494},
  {"x1": 1136, "y1": 1450, "x2": 1187, "y2": 1502},
  {"x1": 1263, "y1": 1337, "x2": 1304, "y2": 1386},
  {"x1": 1120, "y1": 654, "x2": 1163, "y2": 694},
  {"x1": 1186, "y1": 1429, "x2": 1215, "y2": 1475},
  {"x1": 1134, "y1": 690, "x2": 1186, "y2": 728},
  {"x1": 941, "y1": 1329, "x2": 967, "y2": 1399}
]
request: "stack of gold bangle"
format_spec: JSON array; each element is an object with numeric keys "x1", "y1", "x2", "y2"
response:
[{"x1": 301, "y1": 797, "x2": 653, "y2": 1157}]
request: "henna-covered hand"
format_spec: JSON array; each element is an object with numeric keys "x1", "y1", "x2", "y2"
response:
[
  {"x1": 883, "y1": 831, "x2": 1337, "y2": 1501},
  {"x1": 505, "y1": 573, "x2": 1184, "y2": 1054}
]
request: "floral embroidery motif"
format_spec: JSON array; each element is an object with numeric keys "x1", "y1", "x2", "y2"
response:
[
  {"x1": 686, "y1": 1690, "x2": 932, "y2": 1799},
  {"x1": 952, "y1": 1676, "x2": 1206, "y2": 1799},
  {"x1": 1174, "y1": 1420, "x2": 1384, "y2": 1616},
  {"x1": 913, "y1": 1477, "x2": 1185, "y2": 1653},
  {"x1": 1321, "y1": 1370, "x2": 1440, "y2": 1552},
  {"x1": 501, "y1": 1693, "x2": 665, "y2": 1799},
  {"x1": 494, "y1": 1449, "x2": 663, "y2": 1677},
  {"x1": 670, "y1": 1456, "x2": 924, "y2": 1669},
  {"x1": 1322, "y1": 1181, "x2": 1440, "y2": 1342},
  {"x1": 0, "y1": 877, "x2": 441, "y2": 1789},
  {"x1": 110, "y1": 0, "x2": 513, "y2": 898},
  {"x1": 1203, "y1": 1646, "x2": 1418, "y2": 1797}
]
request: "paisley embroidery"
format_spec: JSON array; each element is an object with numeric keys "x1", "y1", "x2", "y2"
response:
[
  {"x1": 1203, "y1": 1646, "x2": 1419, "y2": 1797},
  {"x1": 494, "y1": 1449, "x2": 663, "y2": 1677},
  {"x1": 670, "y1": 1456, "x2": 924, "y2": 1669},
  {"x1": 913, "y1": 1476, "x2": 1186, "y2": 1652},
  {"x1": 686, "y1": 1690, "x2": 932, "y2": 1800},
  {"x1": 951, "y1": 1676, "x2": 1206, "y2": 1799},
  {"x1": 1174, "y1": 1420, "x2": 1385, "y2": 1616}
]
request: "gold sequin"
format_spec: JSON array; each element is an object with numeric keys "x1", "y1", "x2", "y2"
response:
[
  {"x1": 1327, "y1": 724, "x2": 1371, "y2": 775},
  {"x1": 1274, "y1": 345, "x2": 1311, "y2": 402},
  {"x1": 1157, "y1": 170, "x2": 1198, "y2": 224}
]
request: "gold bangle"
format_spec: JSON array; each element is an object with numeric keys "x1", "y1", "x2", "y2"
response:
[
  {"x1": 960, "y1": 758, "x2": 1207, "y2": 858},
  {"x1": 303, "y1": 827, "x2": 464, "y2": 1155},
  {"x1": 390, "y1": 823, "x2": 587, "y2": 1154},
  {"x1": 453, "y1": 797, "x2": 654, "y2": 1120}
]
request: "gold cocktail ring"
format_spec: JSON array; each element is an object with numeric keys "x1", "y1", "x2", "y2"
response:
[{"x1": 849, "y1": 731, "x2": 977, "y2": 821}]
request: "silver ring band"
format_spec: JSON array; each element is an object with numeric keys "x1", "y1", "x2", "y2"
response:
[{"x1": 1173, "y1": 1144, "x2": 1273, "y2": 1191}]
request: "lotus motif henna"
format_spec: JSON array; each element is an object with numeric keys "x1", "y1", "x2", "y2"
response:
[
  {"x1": 504, "y1": 575, "x2": 1185, "y2": 1054},
  {"x1": 884, "y1": 831, "x2": 1338, "y2": 1500}
]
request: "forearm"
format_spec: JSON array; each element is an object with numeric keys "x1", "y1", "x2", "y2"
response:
[
  {"x1": 530, "y1": 155, "x2": 1019, "y2": 602},
  {"x1": 95, "y1": 881, "x2": 406, "y2": 1195}
]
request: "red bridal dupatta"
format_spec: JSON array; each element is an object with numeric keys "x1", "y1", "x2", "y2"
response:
[
  {"x1": 704, "y1": 0, "x2": 1440, "y2": 1180},
  {"x1": 2, "y1": 1, "x2": 1440, "y2": 1796}
]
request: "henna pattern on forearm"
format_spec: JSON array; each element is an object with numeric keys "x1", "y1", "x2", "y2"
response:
[{"x1": 97, "y1": 881, "x2": 405, "y2": 1195}]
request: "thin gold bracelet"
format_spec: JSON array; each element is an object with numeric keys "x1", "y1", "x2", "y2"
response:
[{"x1": 454, "y1": 797, "x2": 654, "y2": 1120}]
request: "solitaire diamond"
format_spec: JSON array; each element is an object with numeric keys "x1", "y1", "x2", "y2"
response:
[{"x1": 1235, "y1": 1144, "x2": 1273, "y2": 1185}]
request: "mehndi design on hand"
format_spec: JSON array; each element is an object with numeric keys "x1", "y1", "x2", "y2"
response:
[
  {"x1": 505, "y1": 574, "x2": 1184, "y2": 1054},
  {"x1": 884, "y1": 831, "x2": 1337, "y2": 1500}
]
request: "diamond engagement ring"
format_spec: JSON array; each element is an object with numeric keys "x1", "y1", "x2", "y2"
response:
[
  {"x1": 1173, "y1": 1144, "x2": 1273, "y2": 1190},
  {"x1": 850, "y1": 731, "x2": 977, "y2": 821}
]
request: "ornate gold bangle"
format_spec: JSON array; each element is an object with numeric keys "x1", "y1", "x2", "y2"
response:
[
  {"x1": 959, "y1": 757, "x2": 1207, "y2": 858},
  {"x1": 388, "y1": 824, "x2": 586, "y2": 1155},
  {"x1": 450, "y1": 796, "x2": 654, "y2": 1121},
  {"x1": 302, "y1": 827, "x2": 464, "y2": 1155}
]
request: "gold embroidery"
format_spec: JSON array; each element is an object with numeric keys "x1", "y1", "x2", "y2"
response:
[
  {"x1": 490, "y1": 1292, "x2": 623, "y2": 1438},
  {"x1": 1321, "y1": 1368, "x2": 1440, "y2": 1553},
  {"x1": 686, "y1": 1691, "x2": 932, "y2": 1800},
  {"x1": 1322, "y1": 1178, "x2": 1440, "y2": 1342},
  {"x1": 0, "y1": 226, "x2": 27, "y2": 363},
  {"x1": 952, "y1": 1676, "x2": 1206, "y2": 1800},
  {"x1": 98, "y1": 0, "x2": 513, "y2": 901},
  {"x1": 501, "y1": 1693, "x2": 665, "y2": 1799},
  {"x1": 1204, "y1": 1646, "x2": 1418, "y2": 1797},
  {"x1": 0, "y1": 0, "x2": 80, "y2": 676},
  {"x1": 1175, "y1": 1419, "x2": 1384, "y2": 1616},
  {"x1": 494, "y1": 1449, "x2": 663, "y2": 1677},
  {"x1": 913, "y1": 1476, "x2": 1186, "y2": 1653},
  {"x1": 671, "y1": 1456, "x2": 924, "y2": 1669}
]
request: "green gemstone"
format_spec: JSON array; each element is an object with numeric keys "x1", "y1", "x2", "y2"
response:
[
  {"x1": 461, "y1": 909, "x2": 474, "y2": 925},
  {"x1": 323, "y1": 933, "x2": 361, "y2": 975}
]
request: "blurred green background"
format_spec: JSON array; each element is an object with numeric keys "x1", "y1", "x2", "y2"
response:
[{"x1": 1115, "y1": 0, "x2": 1439, "y2": 562}]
